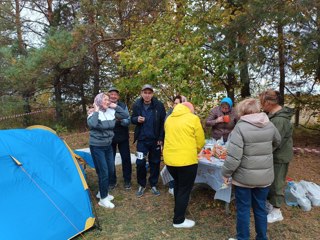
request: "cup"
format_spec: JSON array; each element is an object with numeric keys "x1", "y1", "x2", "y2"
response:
[{"x1": 223, "y1": 115, "x2": 230, "y2": 123}]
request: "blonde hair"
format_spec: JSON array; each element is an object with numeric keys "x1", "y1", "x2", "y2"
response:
[{"x1": 236, "y1": 98, "x2": 260, "y2": 117}]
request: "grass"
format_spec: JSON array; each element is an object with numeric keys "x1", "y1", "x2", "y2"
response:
[{"x1": 69, "y1": 130, "x2": 320, "y2": 240}]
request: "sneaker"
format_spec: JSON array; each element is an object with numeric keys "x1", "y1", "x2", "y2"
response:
[
  {"x1": 96, "y1": 191, "x2": 114, "y2": 201},
  {"x1": 136, "y1": 186, "x2": 146, "y2": 197},
  {"x1": 228, "y1": 238, "x2": 237, "y2": 240},
  {"x1": 266, "y1": 200, "x2": 274, "y2": 214},
  {"x1": 124, "y1": 182, "x2": 131, "y2": 190},
  {"x1": 98, "y1": 197, "x2": 115, "y2": 209},
  {"x1": 173, "y1": 219, "x2": 195, "y2": 228},
  {"x1": 151, "y1": 186, "x2": 160, "y2": 196},
  {"x1": 109, "y1": 183, "x2": 117, "y2": 191},
  {"x1": 168, "y1": 188, "x2": 174, "y2": 196},
  {"x1": 267, "y1": 208, "x2": 284, "y2": 223}
]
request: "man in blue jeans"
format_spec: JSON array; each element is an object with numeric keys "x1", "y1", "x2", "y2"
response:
[
  {"x1": 108, "y1": 87, "x2": 132, "y2": 190},
  {"x1": 131, "y1": 84, "x2": 166, "y2": 197}
]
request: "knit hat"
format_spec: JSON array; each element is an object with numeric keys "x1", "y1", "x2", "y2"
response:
[{"x1": 220, "y1": 97, "x2": 233, "y2": 108}]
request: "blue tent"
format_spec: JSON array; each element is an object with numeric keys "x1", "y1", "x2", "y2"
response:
[{"x1": 0, "y1": 126, "x2": 95, "y2": 240}]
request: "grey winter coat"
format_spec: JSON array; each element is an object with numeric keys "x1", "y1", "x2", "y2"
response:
[
  {"x1": 222, "y1": 112, "x2": 281, "y2": 187},
  {"x1": 87, "y1": 106, "x2": 129, "y2": 146}
]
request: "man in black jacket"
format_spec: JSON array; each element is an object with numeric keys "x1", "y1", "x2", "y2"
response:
[
  {"x1": 108, "y1": 87, "x2": 132, "y2": 190},
  {"x1": 131, "y1": 84, "x2": 166, "y2": 197}
]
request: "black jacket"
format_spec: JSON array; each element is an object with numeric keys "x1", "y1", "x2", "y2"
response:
[
  {"x1": 112, "y1": 101, "x2": 130, "y2": 143},
  {"x1": 131, "y1": 97, "x2": 166, "y2": 143}
]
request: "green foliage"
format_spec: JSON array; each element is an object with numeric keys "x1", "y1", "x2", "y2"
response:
[{"x1": 118, "y1": 2, "x2": 210, "y2": 103}]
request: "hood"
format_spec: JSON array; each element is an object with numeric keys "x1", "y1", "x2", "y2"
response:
[
  {"x1": 240, "y1": 112, "x2": 270, "y2": 128},
  {"x1": 171, "y1": 103, "x2": 192, "y2": 117},
  {"x1": 221, "y1": 97, "x2": 233, "y2": 108},
  {"x1": 269, "y1": 106, "x2": 294, "y2": 120}
]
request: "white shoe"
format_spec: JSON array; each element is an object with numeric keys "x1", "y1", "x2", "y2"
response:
[
  {"x1": 266, "y1": 200, "x2": 274, "y2": 214},
  {"x1": 267, "y1": 208, "x2": 284, "y2": 223},
  {"x1": 228, "y1": 238, "x2": 237, "y2": 240},
  {"x1": 168, "y1": 188, "x2": 174, "y2": 196},
  {"x1": 173, "y1": 219, "x2": 195, "y2": 228},
  {"x1": 96, "y1": 191, "x2": 114, "y2": 201},
  {"x1": 98, "y1": 197, "x2": 115, "y2": 209}
]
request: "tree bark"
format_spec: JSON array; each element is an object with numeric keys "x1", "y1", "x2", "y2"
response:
[
  {"x1": 277, "y1": 23, "x2": 285, "y2": 105},
  {"x1": 238, "y1": 33, "x2": 250, "y2": 98}
]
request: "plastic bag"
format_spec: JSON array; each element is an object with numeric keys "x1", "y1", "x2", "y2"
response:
[
  {"x1": 290, "y1": 182, "x2": 312, "y2": 211},
  {"x1": 160, "y1": 166, "x2": 174, "y2": 185},
  {"x1": 299, "y1": 180, "x2": 320, "y2": 207}
]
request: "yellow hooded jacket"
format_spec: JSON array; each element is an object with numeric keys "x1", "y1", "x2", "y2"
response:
[{"x1": 163, "y1": 104, "x2": 205, "y2": 167}]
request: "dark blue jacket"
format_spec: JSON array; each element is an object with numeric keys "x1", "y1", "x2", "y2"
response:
[
  {"x1": 131, "y1": 97, "x2": 166, "y2": 143},
  {"x1": 112, "y1": 101, "x2": 130, "y2": 143}
]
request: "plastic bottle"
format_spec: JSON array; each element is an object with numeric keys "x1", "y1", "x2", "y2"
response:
[{"x1": 285, "y1": 181, "x2": 299, "y2": 207}]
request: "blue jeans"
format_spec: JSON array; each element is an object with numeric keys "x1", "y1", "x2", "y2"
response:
[
  {"x1": 110, "y1": 139, "x2": 132, "y2": 185},
  {"x1": 235, "y1": 186, "x2": 269, "y2": 240},
  {"x1": 90, "y1": 145, "x2": 114, "y2": 199},
  {"x1": 136, "y1": 140, "x2": 161, "y2": 187}
]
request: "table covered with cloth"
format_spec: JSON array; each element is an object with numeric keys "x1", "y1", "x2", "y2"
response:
[
  {"x1": 194, "y1": 157, "x2": 232, "y2": 203},
  {"x1": 160, "y1": 157, "x2": 232, "y2": 203}
]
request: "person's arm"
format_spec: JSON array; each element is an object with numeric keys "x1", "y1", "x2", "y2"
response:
[
  {"x1": 158, "y1": 103, "x2": 166, "y2": 143},
  {"x1": 271, "y1": 118, "x2": 289, "y2": 150},
  {"x1": 120, "y1": 106, "x2": 131, "y2": 127},
  {"x1": 272, "y1": 123, "x2": 282, "y2": 150},
  {"x1": 221, "y1": 125, "x2": 244, "y2": 178},
  {"x1": 194, "y1": 116, "x2": 205, "y2": 153},
  {"x1": 87, "y1": 111, "x2": 99, "y2": 128},
  {"x1": 112, "y1": 104, "x2": 129, "y2": 120},
  {"x1": 131, "y1": 102, "x2": 140, "y2": 125},
  {"x1": 205, "y1": 107, "x2": 223, "y2": 126}
]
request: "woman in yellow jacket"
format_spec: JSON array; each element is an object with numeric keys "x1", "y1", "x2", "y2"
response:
[{"x1": 163, "y1": 102, "x2": 205, "y2": 228}]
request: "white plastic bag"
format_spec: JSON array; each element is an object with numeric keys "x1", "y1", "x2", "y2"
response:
[
  {"x1": 290, "y1": 182, "x2": 312, "y2": 211},
  {"x1": 160, "y1": 166, "x2": 174, "y2": 185},
  {"x1": 299, "y1": 180, "x2": 320, "y2": 207}
]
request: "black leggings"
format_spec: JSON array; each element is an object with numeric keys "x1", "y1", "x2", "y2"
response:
[{"x1": 167, "y1": 164, "x2": 198, "y2": 224}]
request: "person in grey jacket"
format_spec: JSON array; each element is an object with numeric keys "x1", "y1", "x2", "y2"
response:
[
  {"x1": 87, "y1": 92, "x2": 129, "y2": 209},
  {"x1": 222, "y1": 98, "x2": 281, "y2": 240}
]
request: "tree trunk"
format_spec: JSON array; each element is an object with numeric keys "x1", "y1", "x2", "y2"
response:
[
  {"x1": 277, "y1": 23, "x2": 285, "y2": 105},
  {"x1": 88, "y1": 0, "x2": 100, "y2": 96},
  {"x1": 14, "y1": 0, "x2": 25, "y2": 55},
  {"x1": 53, "y1": 75, "x2": 62, "y2": 122},
  {"x1": 294, "y1": 92, "x2": 300, "y2": 127},
  {"x1": 238, "y1": 33, "x2": 250, "y2": 98}
]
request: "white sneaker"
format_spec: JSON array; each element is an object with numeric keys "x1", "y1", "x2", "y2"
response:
[
  {"x1": 228, "y1": 238, "x2": 237, "y2": 240},
  {"x1": 266, "y1": 200, "x2": 274, "y2": 214},
  {"x1": 98, "y1": 197, "x2": 115, "y2": 209},
  {"x1": 267, "y1": 208, "x2": 284, "y2": 223},
  {"x1": 168, "y1": 188, "x2": 174, "y2": 196},
  {"x1": 96, "y1": 191, "x2": 114, "y2": 201},
  {"x1": 173, "y1": 219, "x2": 195, "y2": 228}
]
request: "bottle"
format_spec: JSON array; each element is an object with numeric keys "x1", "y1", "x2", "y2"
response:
[{"x1": 285, "y1": 181, "x2": 299, "y2": 207}]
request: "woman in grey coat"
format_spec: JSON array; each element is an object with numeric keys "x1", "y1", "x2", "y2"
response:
[{"x1": 222, "y1": 98, "x2": 281, "y2": 240}]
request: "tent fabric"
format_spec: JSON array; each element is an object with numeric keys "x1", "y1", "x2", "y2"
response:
[{"x1": 0, "y1": 126, "x2": 95, "y2": 240}]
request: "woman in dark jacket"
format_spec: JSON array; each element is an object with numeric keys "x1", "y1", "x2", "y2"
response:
[
  {"x1": 222, "y1": 98, "x2": 281, "y2": 240},
  {"x1": 205, "y1": 97, "x2": 238, "y2": 142}
]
